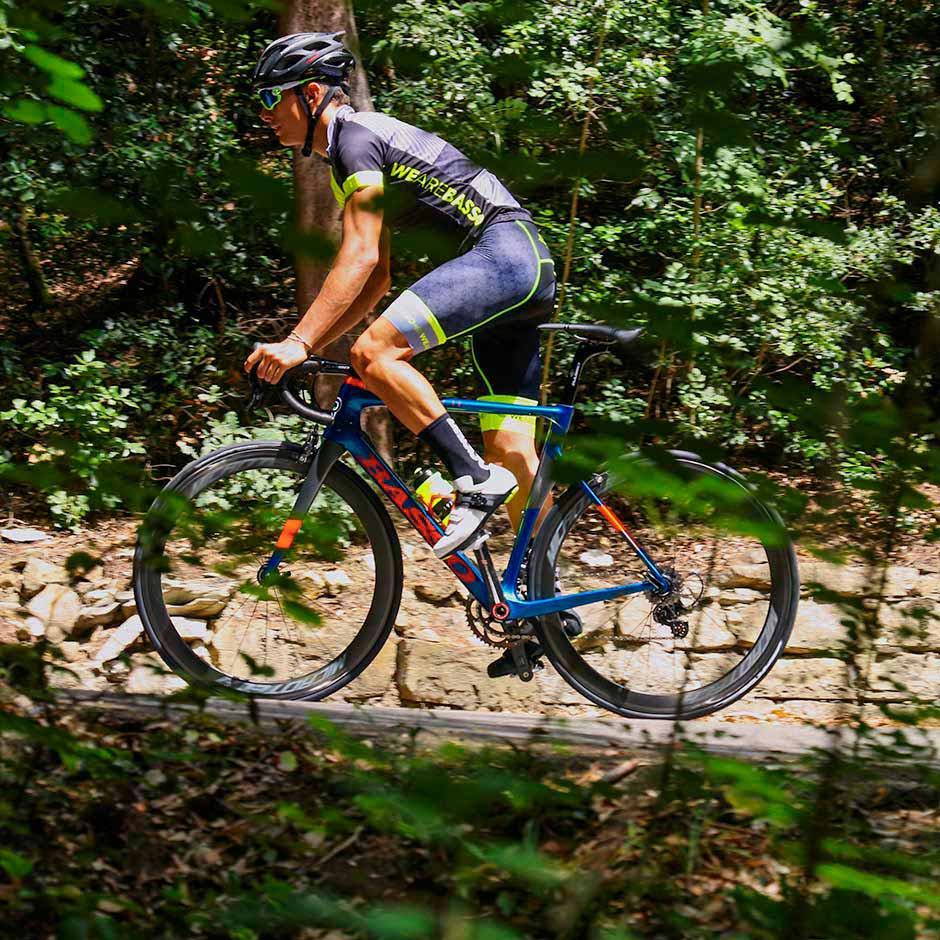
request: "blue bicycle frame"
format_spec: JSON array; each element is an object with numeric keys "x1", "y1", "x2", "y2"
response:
[{"x1": 265, "y1": 375, "x2": 671, "y2": 621}]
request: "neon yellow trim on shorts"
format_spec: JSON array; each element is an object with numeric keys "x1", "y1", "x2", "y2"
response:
[
  {"x1": 478, "y1": 394, "x2": 538, "y2": 436},
  {"x1": 404, "y1": 290, "x2": 446, "y2": 346},
  {"x1": 342, "y1": 170, "x2": 384, "y2": 197}
]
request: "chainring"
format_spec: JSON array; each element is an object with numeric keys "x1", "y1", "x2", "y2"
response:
[{"x1": 465, "y1": 597, "x2": 529, "y2": 648}]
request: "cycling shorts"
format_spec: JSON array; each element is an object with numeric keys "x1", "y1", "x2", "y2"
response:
[{"x1": 381, "y1": 217, "x2": 556, "y2": 436}]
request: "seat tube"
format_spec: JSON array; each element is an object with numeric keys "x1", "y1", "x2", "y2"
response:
[{"x1": 502, "y1": 422, "x2": 564, "y2": 591}]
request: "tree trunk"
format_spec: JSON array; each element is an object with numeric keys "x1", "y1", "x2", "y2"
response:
[
  {"x1": 278, "y1": 0, "x2": 394, "y2": 465},
  {"x1": 11, "y1": 200, "x2": 49, "y2": 312}
]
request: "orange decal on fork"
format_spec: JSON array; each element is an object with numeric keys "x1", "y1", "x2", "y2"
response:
[{"x1": 275, "y1": 518, "x2": 303, "y2": 550}]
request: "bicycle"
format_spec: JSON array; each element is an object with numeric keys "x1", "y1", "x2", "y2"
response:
[{"x1": 133, "y1": 322, "x2": 799, "y2": 720}]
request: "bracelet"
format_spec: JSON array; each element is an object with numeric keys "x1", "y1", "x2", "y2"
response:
[{"x1": 287, "y1": 330, "x2": 313, "y2": 355}]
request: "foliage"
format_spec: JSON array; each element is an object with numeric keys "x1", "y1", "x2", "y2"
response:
[{"x1": 3, "y1": 644, "x2": 940, "y2": 938}]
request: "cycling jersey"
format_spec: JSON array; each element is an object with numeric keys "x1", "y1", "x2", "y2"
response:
[
  {"x1": 325, "y1": 105, "x2": 555, "y2": 436},
  {"x1": 326, "y1": 105, "x2": 533, "y2": 254}
]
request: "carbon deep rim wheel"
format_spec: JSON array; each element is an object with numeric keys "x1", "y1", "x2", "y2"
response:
[
  {"x1": 528, "y1": 452, "x2": 799, "y2": 720},
  {"x1": 133, "y1": 441, "x2": 402, "y2": 700}
]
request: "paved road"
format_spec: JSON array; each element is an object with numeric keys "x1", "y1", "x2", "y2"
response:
[{"x1": 53, "y1": 690, "x2": 940, "y2": 761}]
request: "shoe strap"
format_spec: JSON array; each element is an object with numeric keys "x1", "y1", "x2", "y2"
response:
[{"x1": 455, "y1": 491, "x2": 505, "y2": 511}]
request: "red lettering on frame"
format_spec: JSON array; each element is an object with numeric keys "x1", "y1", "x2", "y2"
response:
[{"x1": 357, "y1": 453, "x2": 441, "y2": 546}]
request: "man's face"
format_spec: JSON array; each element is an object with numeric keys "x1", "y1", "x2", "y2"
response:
[{"x1": 258, "y1": 83, "x2": 320, "y2": 148}]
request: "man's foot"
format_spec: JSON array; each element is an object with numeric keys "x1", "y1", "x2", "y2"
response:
[{"x1": 433, "y1": 464, "x2": 518, "y2": 559}]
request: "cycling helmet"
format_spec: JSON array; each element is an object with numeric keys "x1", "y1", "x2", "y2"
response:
[{"x1": 252, "y1": 31, "x2": 356, "y2": 157}]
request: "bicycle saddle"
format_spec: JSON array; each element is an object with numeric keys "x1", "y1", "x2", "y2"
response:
[{"x1": 538, "y1": 322, "x2": 644, "y2": 348}]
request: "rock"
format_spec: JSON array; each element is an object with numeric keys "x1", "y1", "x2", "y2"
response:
[
  {"x1": 717, "y1": 588, "x2": 764, "y2": 606},
  {"x1": 295, "y1": 570, "x2": 326, "y2": 591},
  {"x1": 21, "y1": 616, "x2": 46, "y2": 639},
  {"x1": 83, "y1": 588, "x2": 117, "y2": 605},
  {"x1": 91, "y1": 616, "x2": 145, "y2": 664},
  {"x1": 165, "y1": 598, "x2": 227, "y2": 617},
  {"x1": 749, "y1": 656, "x2": 850, "y2": 700},
  {"x1": 59, "y1": 641, "x2": 82, "y2": 662},
  {"x1": 1, "y1": 527, "x2": 52, "y2": 543},
  {"x1": 0, "y1": 570, "x2": 21, "y2": 592},
  {"x1": 21, "y1": 558, "x2": 68, "y2": 599},
  {"x1": 678, "y1": 615, "x2": 738, "y2": 651},
  {"x1": 322, "y1": 569, "x2": 352, "y2": 592},
  {"x1": 579, "y1": 550, "x2": 614, "y2": 568},
  {"x1": 868, "y1": 600, "x2": 940, "y2": 650},
  {"x1": 46, "y1": 623, "x2": 67, "y2": 644},
  {"x1": 414, "y1": 581, "x2": 458, "y2": 605},
  {"x1": 173, "y1": 618, "x2": 209, "y2": 641},
  {"x1": 397, "y1": 638, "x2": 543, "y2": 711},
  {"x1": 161, "y1": 578, "x2": 235, "y2": 606},
  {"x1": 783, "y1": 600, "x2": 856, "y2": 655},
  {"x1": 125, "y1": 653, "x2": 187, "y2": 695},
  {"x1": 916, "y1": 574, "x2": 940, "y2": 598},
  {"x1": 799, "y1": 561, "x2": 920, "y2": 599},
  {"x1": 27, "y1": 585, "x2": 82, "y2": 634},
  {"x1": 715, "y1": 563, "x2": 772, "y2": 591},
  {"x1": 869, "y1": 653, "x2": 940, "y2": 699},
  {"x1": 340, "y1": 638, "x2": 398, "y2": 701},
  {"x1": 75, "y1": 602, "x2": 122, "y2": 631}
]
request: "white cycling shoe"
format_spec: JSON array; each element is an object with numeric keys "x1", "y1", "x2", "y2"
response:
[{"x1": 433, "y1": 464, "x2": 518, "y2": 559}]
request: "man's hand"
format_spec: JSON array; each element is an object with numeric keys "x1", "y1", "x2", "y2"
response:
[{"x1": 244, "y1": 338, "x2": 309, "y2": 385}]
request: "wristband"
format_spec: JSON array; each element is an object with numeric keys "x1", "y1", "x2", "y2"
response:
[{"x1": 287, "y1": 330, "x2": 313, "y2": 355}]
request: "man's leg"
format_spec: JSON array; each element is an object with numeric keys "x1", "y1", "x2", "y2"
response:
[
  {"x1": 350, "y1": 318, "x2": 517, "y2": 558},
  {"x1": 481, "y1": 428, "x2": 552, "y2": 533}
]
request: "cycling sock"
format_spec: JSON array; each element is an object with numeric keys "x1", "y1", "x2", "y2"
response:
[{"x1": 419, "y1": 414, "x2": 489, "y2": 484}]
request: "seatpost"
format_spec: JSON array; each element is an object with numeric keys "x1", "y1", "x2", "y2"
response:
[{"x1": 564, "y1": 341, "x2": 606, "y2": 407}]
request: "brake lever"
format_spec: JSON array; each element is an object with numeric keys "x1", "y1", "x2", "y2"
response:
[{"x1": 246, "y1": 342, "x2": 273, "y2": 413}]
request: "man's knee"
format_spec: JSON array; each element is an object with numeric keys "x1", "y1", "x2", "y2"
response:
[{"x1": 350, "y1": 325, "x2": 410, "y2": 378}]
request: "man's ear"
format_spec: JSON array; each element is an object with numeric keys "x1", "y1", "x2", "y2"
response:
[{"x1": 304, "y1": 82, "x2": 323, "y2": 107}]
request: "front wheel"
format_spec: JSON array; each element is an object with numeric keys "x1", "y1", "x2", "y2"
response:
[
  {"x1": 134, "y1": 441, "x2": 402, "y2": 699},
  {"x1": 528, "y1": 451, "x2": 799, "y2": 720}
]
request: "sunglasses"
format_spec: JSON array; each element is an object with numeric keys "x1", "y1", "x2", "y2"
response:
[{"x1": 258, "y1": 78, "x2": 318, "y2": 111}]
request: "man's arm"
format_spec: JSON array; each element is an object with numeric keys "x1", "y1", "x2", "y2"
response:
[
  {"x1": 291, "y1": 187, "x2": 385, "y2": 351},
  {"x1": 243, "y1": 190, "x2": 387, "y2": 384},
  {"x1": 314, "y1": 224, "x2": 391, "y2": 352}
]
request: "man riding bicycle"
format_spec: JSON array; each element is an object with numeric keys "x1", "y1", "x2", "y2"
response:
[{"x1": 244, "y1": 31, "x2": 557, "y2": 562}]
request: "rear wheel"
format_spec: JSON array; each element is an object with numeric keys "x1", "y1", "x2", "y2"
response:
[
  {"x1": 528, "y1": 451, "x2": 799, "y2": 719},
  {"x1": 134, "y1": 441, "x2": 401, "y2": 699}
]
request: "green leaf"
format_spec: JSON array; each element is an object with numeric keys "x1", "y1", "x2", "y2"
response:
[
  {"x1": 46, "y1": 106, "x2": 93, "y2": 145},
  {"x1": 47, "y1": 77, "x2": 103, "y2": 112},
  {"x1": 22, "y1": 44, "x2": 84, "y2": 79},
  {"x1": 2, "y1": 99, "x2": 46, "y2": 124},
  {"x1": 277, "y1": 751, "x2": 298, "y2": 772},
  {"x1": 0, "y1": 848, "x2": 34, "y2": 879}
]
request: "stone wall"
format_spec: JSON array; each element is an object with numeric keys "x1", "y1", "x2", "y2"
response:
[{"x1": 2, "y1": 531, "x2": 938, "y2": 725}]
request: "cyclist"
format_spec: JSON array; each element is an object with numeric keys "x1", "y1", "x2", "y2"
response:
[{"x1": 244, "y1": 31, "x2": 556, "y2": 561}]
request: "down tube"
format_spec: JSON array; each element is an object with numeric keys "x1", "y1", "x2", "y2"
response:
[{"x1": 333, "y1": 430, "x2": 490, "y2": 605}]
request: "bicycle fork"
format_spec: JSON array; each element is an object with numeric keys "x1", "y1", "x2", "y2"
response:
[{"x1": 258, "y1": 438, "x2": 345, "y2": 581}]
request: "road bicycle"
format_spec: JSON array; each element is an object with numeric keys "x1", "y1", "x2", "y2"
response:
[{"x1": 133, "y1": 323, "x2": 799, "y2": 720}]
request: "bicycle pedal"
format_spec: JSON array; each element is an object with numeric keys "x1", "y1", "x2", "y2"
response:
[
  {"x1": 486, "y1": 640, "x2": 542, "y2": 681},
  {"x1": 560, "y1": 610, "x2": 583, "y2": 639}
]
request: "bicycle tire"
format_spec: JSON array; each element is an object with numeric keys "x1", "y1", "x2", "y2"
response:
[
  {"x1": 527, "y1": 450, "x2": 799, "y2": 720},
  {"x1": 133, "y1": 440, "x2": 402, "y2": 700}
]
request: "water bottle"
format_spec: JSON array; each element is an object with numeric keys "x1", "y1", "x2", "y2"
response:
[{"x1": 413, "y1": 468, "x2": 454, "y2": 526}]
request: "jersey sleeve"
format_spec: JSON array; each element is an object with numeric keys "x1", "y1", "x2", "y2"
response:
[{"x1": 330, "y1": 121, "x2": 386, "y2": 209}]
